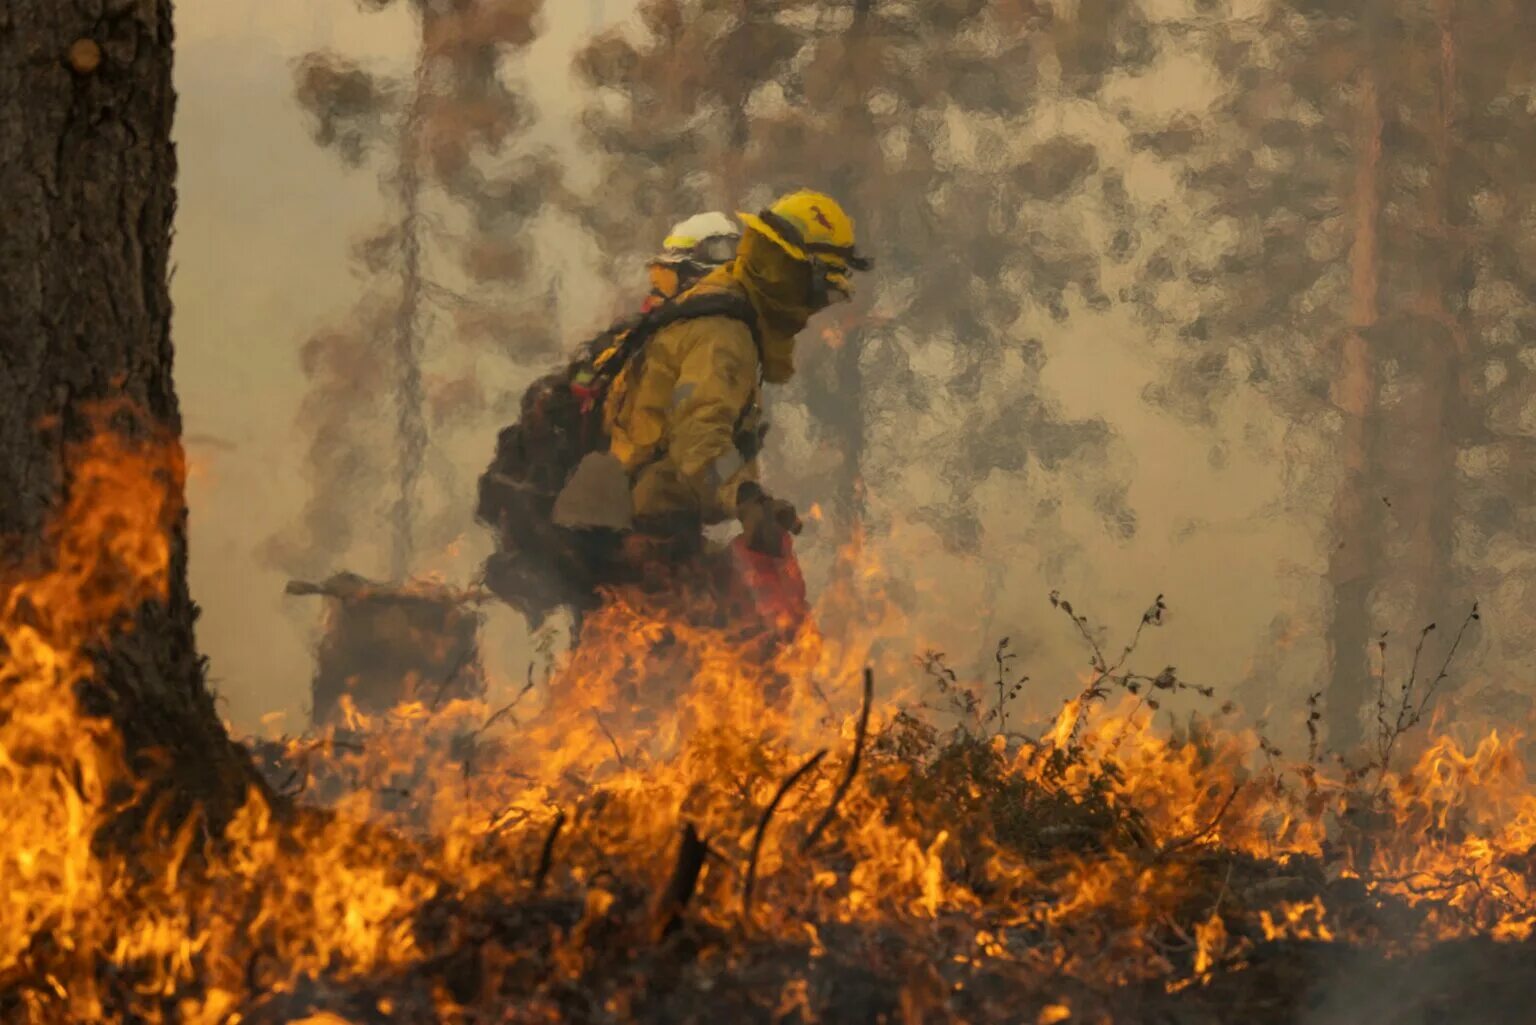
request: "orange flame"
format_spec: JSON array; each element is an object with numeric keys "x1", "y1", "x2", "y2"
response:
[{"x1": 4, "y1": 419, "x2": 1536, "y2": 1018}]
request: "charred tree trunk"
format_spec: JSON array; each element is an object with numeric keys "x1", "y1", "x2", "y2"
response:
[
  {"x1": 1324, "y1": 67, "x2": 1385, "y2": 753},
  {"x1": 0, "y1": 1, "x2": 257, "y2": 827}
]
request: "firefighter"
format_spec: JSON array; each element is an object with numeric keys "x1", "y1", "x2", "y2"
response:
[
  {"x1": 477, "y1": 213, "x2": 741, "y2": 626},
  {"x1": 569, "y1": 212, "x2": 742, "y2": 391},
  {"x1": 572, "y1": 189, "x2": 873, "y2": 575},
  {"x1": 643, "y1": 211, "x2": 742, "y2": 311}
]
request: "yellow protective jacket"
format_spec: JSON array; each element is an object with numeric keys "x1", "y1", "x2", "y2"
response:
[{"x1": 604, "y1": 229, "x2": 815, "y2": 525}]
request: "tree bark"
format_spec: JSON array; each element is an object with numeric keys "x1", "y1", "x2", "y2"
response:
[
  {"x1": 1324, "y1": 67, "x2": 1385, "y2": 753},
  {"x1": 0, "y1": 0, "x2": 257, "y2": 828},
  {"x1": 1424, "y1": 0, "x2": 1467, "y2": 610}
]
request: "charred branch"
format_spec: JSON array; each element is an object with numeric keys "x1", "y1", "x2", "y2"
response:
[
  {"x1": 1156, "y1": 784, "x2": 1244, "y2": 861},
  {"x1": 801, "y1": 669, "x2": 874, "y2": 854},
  {"x1": 532, "y1": 809, "x2": 566, "y2": 893},
  {"x1": 653, "y1": 822, "x2": 710, "y2": 942},
  {"x1": 742, "y1": 749, "x2": 827, "y2": 924}
]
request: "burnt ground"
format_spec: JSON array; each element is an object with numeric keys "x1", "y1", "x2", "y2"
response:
[
  {"x1": 235, "y1": 881, "x2": 1536, "y2": 1025},
  {"x1": 230, "y1": 729, "x2": 1536, "y2": 1025}
]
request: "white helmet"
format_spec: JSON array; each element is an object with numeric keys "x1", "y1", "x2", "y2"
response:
[{"x1": 656, "y1": 211, "x2": 741, "y2": 268}]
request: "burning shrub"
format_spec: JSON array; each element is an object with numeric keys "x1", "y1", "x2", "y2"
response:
[{"x1": 5, "y1": 428, "x2": 1536, "y2": 1023}]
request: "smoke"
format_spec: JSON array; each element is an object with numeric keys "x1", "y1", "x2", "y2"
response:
[
  {"x1": 264, "y1": 0, "x2": 555, "y2": 585},
  {"x1": 1292, "y1": 939, "x2": 1536, "y2": 1025},
  {"x1": 258, "y1": 316, "x2": 393, "y2": 581},
  {"x1": 183, "y1": 0, "x2": 1536, "y2": 747}
]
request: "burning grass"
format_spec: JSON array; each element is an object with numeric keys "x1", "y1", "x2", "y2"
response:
[{"x1": 5, "y1": 429, "x2": 1536, "y2": 1023}]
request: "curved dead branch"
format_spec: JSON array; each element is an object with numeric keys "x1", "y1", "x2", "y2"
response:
[
  {"x1": 1156, "y1": 783, "x2": 1243, "y2": 861},
  {"x1": 801, "y1": 668, "x2": 874, "y2": 854},
  {"x1": 742, "y1": 749, "x2": 827, "y2": 924}
]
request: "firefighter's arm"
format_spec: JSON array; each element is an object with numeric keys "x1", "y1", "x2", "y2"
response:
[{"x1": 631, "y1": 322, "x2": 758, "y2": 523}]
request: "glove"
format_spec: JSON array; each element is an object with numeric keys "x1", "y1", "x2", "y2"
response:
[{"x1": 736, "y1": 483, "x2": 802, "y2": 556}]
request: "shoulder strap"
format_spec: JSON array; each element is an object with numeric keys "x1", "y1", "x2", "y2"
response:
[{"x1": 591, "y1": 291, "x2": 761, "y2": 385}]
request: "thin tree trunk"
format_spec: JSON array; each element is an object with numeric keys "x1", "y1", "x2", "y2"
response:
[
  {"x1": 831, "y1": 328, "x2": 867, "y2": 523},
  {"x1": 390, "y1": 15, "x2": 431, "y2": 583},
  {"x1": 0, "y1": 0, "x2": 256, "y2": 827},
  {"x1": 1426, "y1": 0, "x2": 1466, "y2": 605},
  {"x1": 836, "y1": 0, "x2": 874, "y2": 528},
  {"x1": 1324, "y1": 67, "x2": 1385, "y2": 753},
  {"x1": 716, "y1": 0, "x2": 757, "y2": 208}
]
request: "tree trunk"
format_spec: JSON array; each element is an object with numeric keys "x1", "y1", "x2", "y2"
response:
[
  {"x1": 1324, "y1": 67, "x2": 1385, "y2": 753},
  {"x1": 1388, "y1": 0, "x2": 1465, "y2": 641},
  {"x1": 389, "y1": 14, "x2": 431, "y2": 583},
  {"x1": 1424, "y1": 0, "x2": 1468, "y2": 612},
  {"x1": 0, "y1": 0, "x2": 256, "y2": 828}
]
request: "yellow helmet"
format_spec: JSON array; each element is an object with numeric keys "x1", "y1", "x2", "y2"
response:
[{"x1": 738, "y1": 190, "x2": 873, "y2": 303}]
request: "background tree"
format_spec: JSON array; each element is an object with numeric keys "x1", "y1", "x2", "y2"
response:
[
  {"x1": 1115, "y1": 0, "x2": 1536, "y2": 746},
  {"x1": 270, "y1": 0, "x2": 556, "y2": 583},
  {"x1": 0, "y1": 1, "x2": 255, "y2": 824},
  {"x1": 1426, "y1": 0, "x2": 1536, "y2": 705},
  {"x1": 1111, "y1": 1, "x2": 1415, "y2": 748}
]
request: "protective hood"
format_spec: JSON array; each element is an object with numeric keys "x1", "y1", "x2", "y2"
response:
[{"x1": 691, "y1": 227, "x2": 819, "y2": 385}]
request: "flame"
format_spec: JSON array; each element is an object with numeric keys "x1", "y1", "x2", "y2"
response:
[
  {"x1": 1260, "y1": 898, "x2": 1334, "y2": 943},
  {"x1": 6, "y1": 419, "x2": 1536, "y2": 1018},
  {"x1": 1193, "y1": 913, "x2": 1230, "y2": 976}
]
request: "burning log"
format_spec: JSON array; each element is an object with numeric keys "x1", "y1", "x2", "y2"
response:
[
  {"x1": 652, "y1": 823, "x2": 709, "y2": 942},
  {"x1": 286, "y1": 572, "x2": 488, "y2": 726}
]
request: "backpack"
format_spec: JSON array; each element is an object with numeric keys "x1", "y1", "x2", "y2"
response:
[{"x1": 475, "y1": 290, "x2": 761, "y2": 625}]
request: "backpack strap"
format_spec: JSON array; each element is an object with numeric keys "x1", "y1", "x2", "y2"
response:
[
  {"x1": 582, "y1": 290, "x2": 766, "y2": 471},
  {"x1": 590, "y1": 290, "x2": 762, "y2": 387}
]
